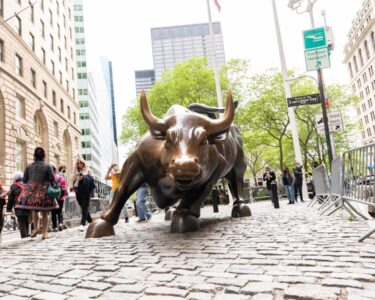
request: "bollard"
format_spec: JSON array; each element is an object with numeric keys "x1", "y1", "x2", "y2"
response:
[
  {"x1": 271, "y1": 181, "x2": 279, "y2": 209},
  {"x1": 212, "y1": 197, "x2": 219, "y2": 213}
]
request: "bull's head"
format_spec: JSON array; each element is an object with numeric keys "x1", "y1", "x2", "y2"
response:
[{"x1": 140, "y1": 91, "x2": 234, "y2": 190}]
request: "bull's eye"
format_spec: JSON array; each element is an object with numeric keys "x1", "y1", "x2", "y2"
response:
[{"x1": 200, "y1": 138, "x2": 208, "y2": 145}]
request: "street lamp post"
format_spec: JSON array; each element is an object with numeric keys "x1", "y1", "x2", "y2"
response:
[
  {"x1": 288, "y1": 0, "x2": 334, "y2": 164},
  {"x1": 271, "y1": 0, "x2": 308, "y2": 200}
]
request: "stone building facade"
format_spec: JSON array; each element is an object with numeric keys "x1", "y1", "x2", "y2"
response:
[{"x1": 0, "y1": 0, "x2": 80, "y2": 187}]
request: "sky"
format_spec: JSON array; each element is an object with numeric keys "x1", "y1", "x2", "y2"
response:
[{"x1": 82, "y1": 0, "x2": 363, "y2": 160}]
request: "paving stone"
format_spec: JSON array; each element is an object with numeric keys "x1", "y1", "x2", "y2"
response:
[
  {"x1": 145, "y1": 286, "x2": 188, "y2": 297},
  {"x1": 284, "y1": 284, "x2": 341, "y2": 300},
  {"x1": 10, "y1": 288, "x2": 40, "y2": 297},
  {"x1": 251, "y1": 294, "x2": 273, "y2": 300},
  {"x1": 322, "y1": 278, "x2": 364, "y2": 289},
  {"x1": 50, "y1": 279, "x2": 81, "y2": 286},
  {"x1": 66, "y1": 288, "x2": 103, "y2": 298},
  {"x1": 190, "y1": 284, "x2": 218, "y2": 293},
  {"x1": 214, "y1": 295, "x2": 249, "y2": 300},
  {"x1": 241, "y1": 282, "x2": 287, "y2": 295},
  {"x1": 0, "y1": 284, "x2": 16, "y2": 293},
  {"x1": 187, "y1": 292, "x2": 212, "y2": 300},
  {"x1": 22, "y1": 282, "x2": 74, "y2": 294},
  {"x1": 0, "y1": 296, "x2": 26, "y2": 300},
  {"x1": 147, "y1": 273, "x2": 176, "y2": 282},
  {"x1": 139, "y1": 297, "x2": 185, "y2": 300},
  {"x1": 77, "y1": 281, "x2": 112, "y2": 291},
  {"x1": 224, "y1": 285, "x2": 241, "y2": 294},
  {"x1": 31, "y1": 292, "x2": 67, "y2": 300},
  {"x1": 110, "y1": 284, "x2": 146, "y2": 293}
]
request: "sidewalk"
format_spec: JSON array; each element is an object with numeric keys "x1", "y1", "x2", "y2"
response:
[{"x1": 0, "y1": 199, "x2": 375, "y2": 299}]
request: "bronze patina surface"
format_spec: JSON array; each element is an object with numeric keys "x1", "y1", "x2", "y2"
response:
[{"x1": 86, "y1": 90, "x2": 251, "y2": 238}]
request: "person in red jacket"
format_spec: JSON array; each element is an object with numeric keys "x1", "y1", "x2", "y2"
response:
[{"x1": 51, "y1": 166, "x2": 67, "y2": 232}]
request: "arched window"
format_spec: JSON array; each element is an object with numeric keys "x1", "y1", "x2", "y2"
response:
[
  {"x1": 349, "y1": 62, "x2": 353, "y2": 78},
  {"x1": 365, "y1": 40, "x2": 370, "y2": 59},
  {"x1": 354, "y1": 55, "x2": 359, "y2": 72},
  {"x1": 34, "y1": 114, "x2": 43, "y2": 147},
  {"x1": 371, "y1": 32, "x2": 375, "y2": 52},
  {"x1": 359, "y1": 48, "x2": 364, "y2": 66}
]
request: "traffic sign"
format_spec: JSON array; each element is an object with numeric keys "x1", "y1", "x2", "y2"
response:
[
  {"x1": 303, "y1": 27, "x2": 327, "y2": 49},
  {"x1": 315, "y1": 111, "x2": 343, "y2": 134},
  {"x1": 305, "y1": 46, "x2": 330, "y2": 71},
  {"x1": 287, "y1": 93, "x2": 320, "y2": 107}
]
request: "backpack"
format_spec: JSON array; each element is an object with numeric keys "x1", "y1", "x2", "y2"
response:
[
  {"x1": 13, "y1": 182, "x2": 26, "y2": 205},
  {"x1": 56, "y1": 175, "x2": 66, "y2": 198}
]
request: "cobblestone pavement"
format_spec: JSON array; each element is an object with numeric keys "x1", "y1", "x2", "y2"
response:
[{"x1": 1, "y1": 199, "x2": 375, "y2": 300}]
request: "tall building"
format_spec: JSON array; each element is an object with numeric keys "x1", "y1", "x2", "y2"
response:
[
  {"x1": 0, "y1": 0, "x2": 80, "y2": 186},
  {"x1": 73, "y1": 0, "x2": 101, "y2": 178},
  {"x1": 135, "y1": 69, "x2": 155, "y2": 95},
  {"x1": 100, "y1": 56, "x2": 118, "y2": 146},
  {"x1": 151, "y1": 22, "x2": 226, "y2": 81},
  {"x1": 344, "y1": 0, "x2": 375, "y2": 144}
]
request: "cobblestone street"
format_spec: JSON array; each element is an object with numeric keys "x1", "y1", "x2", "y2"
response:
[{"x1": 1, "y1": 200, "x2": 375, "y2": 300}]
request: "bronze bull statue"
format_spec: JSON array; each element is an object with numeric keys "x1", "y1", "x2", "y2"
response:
[{"x1": 86, "y1": 90, "x2": 251, "y2": 238}]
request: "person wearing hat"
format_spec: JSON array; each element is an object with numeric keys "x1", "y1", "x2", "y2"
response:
[{"x1": 6, "y1": 171, "x2": 31, "y2": 238}]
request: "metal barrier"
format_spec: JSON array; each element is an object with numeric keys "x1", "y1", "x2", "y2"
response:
[
  {"x1": 311, "y1": 144, "x2": 375, "y2": 241},
  {"x1": 307, "y1": 164, "x2": 330, "y2": 208}
]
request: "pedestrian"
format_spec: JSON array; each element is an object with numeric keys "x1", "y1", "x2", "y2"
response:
[
  {"x1": 16, "y1": 147, "x2": 58, "y2": 240},
  {"x1": 6, "y1": 171, "x2": 31, "y2": 238},
  {"x1": 263, "y1": 166, "x2": 276, "y2": 203},
  {"x1": 282, "y1": 166, "x2": 295, "y2": 204},
  {"x1": 136, "y1": 183, "x2": 151, "y2": 222},
  {"x1": 58, "y1": 165, "x2": 66, "y2": 179},
  {"x1": 51, "y1": 166, "x2": 67, "y2": 232},
  {"x1": 105, "y1": 163, "x2": 129, "y2": 223},
  {"x1": 293, "y1": 162, "x2": 304, "y2": 203},
  {"x1": 211, "y1": 185, "x2": 220, "y2": 213},
  {"x1": 73, "y1": 156, "x2": 95, "y2": 231},
  {"x1": 0, "y1": 178, "x2": 8, "y2": 243}
]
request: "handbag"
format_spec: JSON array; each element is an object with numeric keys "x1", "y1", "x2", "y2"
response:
[{"x1": 47, "y1": 184, "x2": 61, "y2": 200}]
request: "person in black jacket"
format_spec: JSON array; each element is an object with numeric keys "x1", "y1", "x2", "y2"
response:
[
  {"x1": 6, "y1": 171, "x2": 31, "y2": 238},
  {"x1": 293, "y1": 162, "x2": 304, "y2": 203},
  {"x1": 263, "y1": 166, "x2": 276, "y2": 203}
]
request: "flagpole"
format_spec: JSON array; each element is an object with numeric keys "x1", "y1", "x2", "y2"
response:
[{"x1": 206, "y1": 0, "x2": 223, "y2": 107}]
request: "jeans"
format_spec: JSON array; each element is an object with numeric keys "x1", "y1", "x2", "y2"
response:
[
  {"x1": 51, "y1": 199, "x2": 64, "y2": 228},
  {"x1": 294, "y1": 183, "x2": 303, "y2": 202},
  {"x1": 17, "y1": 215, "x2": 29, "y2": 238},
  {"x1": 76, "y1": 191, "x2": 92, "y2": 226},
  {"x1": 284, "y1": 185, "x2": 295, "y2": 203},
  {"x1": 136, "y1": 185, "x2": 151, "y2": 220}
]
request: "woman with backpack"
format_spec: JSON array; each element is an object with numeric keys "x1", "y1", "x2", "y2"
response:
[
  {"x1": 73, "y1": 156, "x2": 95, "y2": 232},
  {"x1": 51, "y1": 166, "x2": 67, "y2": 232},
  {"x1": 6, "y1": 171, "x2": 31, "y2": 238}
]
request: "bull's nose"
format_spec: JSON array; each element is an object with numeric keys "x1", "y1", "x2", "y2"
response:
[{"x1": 169, "y1": 156, "x2": 201, "y2": 178}]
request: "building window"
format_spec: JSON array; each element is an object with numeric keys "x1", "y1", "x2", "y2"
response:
[
  {"x1": 15, "y1": 54, "x2": 23, "y2": 76},
  {"x1": 79, "y1": 113, "x2": 89, "y2": 120},
  {"x1": 73, "y1": 112, "x2": 76, "y2": 124},
  {"x1": 66, "y1": 80, "x2": 69, "y2": 92},
  {"x1": 354, "y1": 56, "x2": 358, "y2": 72},
  {"x1": 56, "y1": 2, "x2": 60, "y2": 15},
  {"x1": 72, "y1": 88, "x2": 75, "y2": 100},
  {"x1": 52, "y1": 90, "x2": 56, "y2": 106},
  {"x1": 65, "y1": 58, "x2": 68, "y2": 71},
  {"x1": 57, "y1": 24, "x2": 61, "y2": 39},
  {"x1": 59, "y1": 71, "x2": 62, "y2": 84},
  {"x1": 349, "y1": 62, "x2": 353, "y2": 78},
  {"x1": 40, "y1": 20, "x2": 45, "y2": 38},
  {"x1": 0, "y1": 0, "x2": 4, "y2": 18},
  {"x1": 64, "y1": 36, "x2": 67, "y2": 49},
  {"x1": 51, "y1": 60, "x2": 55, "y2": 75},
  {"x1": 363, "y1": 72, "x2": 368, "y2": 83},
  {"x1": 58, "y1": 47, "x2": 61, "y2": 62},
  {"x1": 78, "y1": 89, "x2": 88, "y2": 95},
  {"x1": 77, "y1": 73, "x2": 87, "y2": 79},
  {"x1": 40, "y1": 0, "x2": 44, "y2": 11},
  {"x1": 63, "y1": 14, "x2": 66, "y2": 28},
  {"x1": 50, "y1": 34, "x2": 54, "y2": 51},
  {"x1": 0, "y1": 39, "x2": 4, "y2": 62},
  {"x1": 53, "y1": 121, "x2": 58, "y2": 136},
  {"x1": 365, "y1": 40, "x2": 370, "y2": 59},
  {"x1": 71, "y1": 68, "x2": 74, "y2": 80},
  {"x1": 359, "y1": 49, "x2": 364, "y2": 66},
  {"x1": 29, "y1": 32, "x2": 35, "y2": 51},
  {"x1": 372, "y1": 32, "x2": 375, "y2": 52},
  {"x1": 31, "y1": 68, "x2": 36, "y2": 88},
  {"x1": 30, "y1": 5, "x2": 34, "y2": 23},
  {"x1": 67, "y1": 106, "x2": 71, "y2": 119},
  {"x1": 49, "y1": 9, "x2": 53, "y2": 26},
  {"x1": 16, "y1": 95, "x2": 26, "y2": 119},
  {"x1": 81, "y1": 141, "x2": 91, "y2": 148},
  {"x1": 42, "y1": 80, "x2": 47, "y2": 98},
  {"x1": 41, "y1": 47, "x2": 46, "y2": 64},
  {"x1": 15, "y1": 16, "x2": 22, "y2": 36},
  {"x1": 60, "y1": 99, "x2": 64, "y2": 113},
  {"x1": 15, "y1": 139, "x2": 26, "y2": 172},
  {"x1": 370, "y1": 66, "x2": 374, "y2": 77}
]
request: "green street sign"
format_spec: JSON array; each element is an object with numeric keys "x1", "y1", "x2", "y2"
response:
[
  {"x1": 305, "y1": 46, "x2": 331, "y2": 71},
  {"x1": 303, "y1": 27, "x2": 327, "y2": 49}
]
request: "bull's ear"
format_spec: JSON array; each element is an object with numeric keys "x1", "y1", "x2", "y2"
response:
[
  {"x1": 208, "y1": 129, "x2": 230, "y2": 144},
  {"x1": 150, "y1": 128, "x2": 166, "y2": 140}
]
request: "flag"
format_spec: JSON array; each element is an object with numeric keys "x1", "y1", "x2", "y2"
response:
[{"x1": 213, "y1": 0, "x2": 221, "y2": 12}]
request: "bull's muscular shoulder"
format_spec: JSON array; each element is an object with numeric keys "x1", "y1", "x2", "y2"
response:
[{"x1": 135, "y1": 132, "x2": 164, "y2": 164}]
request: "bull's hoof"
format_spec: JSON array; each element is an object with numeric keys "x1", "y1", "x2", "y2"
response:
[
  {"x1": 85, "y1": 219, "x2": 115, "y2": 238},
  {"x1": 171, "y1": 211, "x2": 199, "y2": 233},
  {"x1": 231, "y1": 203, "x2": 252, "y2": 218},
  {"x1": 165, "y1": 209, "x2": 175, "y2": 221}
]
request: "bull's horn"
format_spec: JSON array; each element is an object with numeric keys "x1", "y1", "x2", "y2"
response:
[
  {"x1": 140, "y1": 90, "x2": 166, "y2": 132},
  {"x1": 207, "y1": 90, "x2": 235, "y2": 134}
]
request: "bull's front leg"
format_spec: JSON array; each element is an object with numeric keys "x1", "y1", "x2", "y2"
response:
[
  {"x1": 86, "y1": 154, "x2": 144, "y2": 238},
  {"x1": 170, "y1": 157, "x2": 226, "y2": 233}
]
